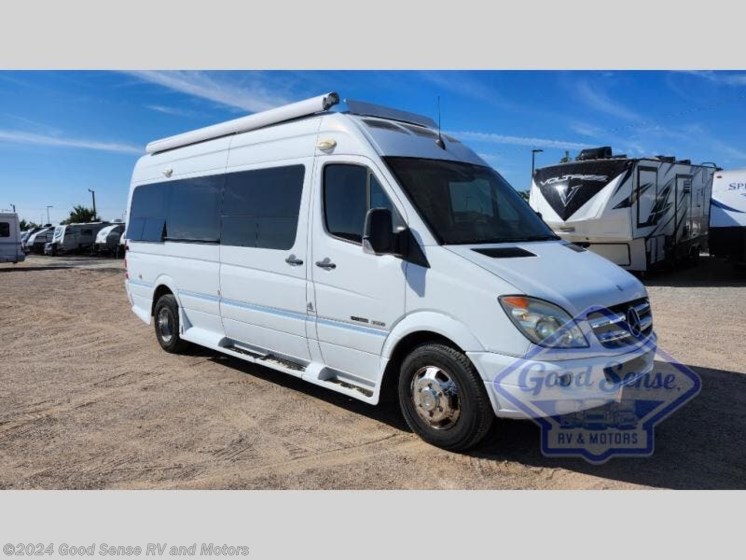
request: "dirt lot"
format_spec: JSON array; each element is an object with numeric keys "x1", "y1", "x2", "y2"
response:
[{"x1": 1, "y1": 255, "x2": 745, "y2": 489}]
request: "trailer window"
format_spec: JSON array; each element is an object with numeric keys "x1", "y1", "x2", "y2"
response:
[
  {"x1": 222, "y1": 165, "x2": 305, "y2": 250},
  {"x1": 0, "y1": 222, "x2": 9, "y2": 237}
]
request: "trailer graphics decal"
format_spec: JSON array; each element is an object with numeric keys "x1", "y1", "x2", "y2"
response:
[
  {"x1": 492, "y1": 305, "x2": 701, "y2": 463},
  {"x1": 534, "y1": 160, "x2": 629, "y2": 220}
]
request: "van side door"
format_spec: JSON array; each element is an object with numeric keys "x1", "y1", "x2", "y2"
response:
[
  {"x1": 310, "y1": 156, "x2": 407, "y2": 382},
  {"x1": 219, "y1": 162, "x2": 313, "y2": 363}
]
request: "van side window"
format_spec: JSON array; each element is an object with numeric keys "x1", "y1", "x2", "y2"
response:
[
  {"x1": 128, "y1": 183, "x2": 171, "y2": 242},
  {"x1": 323, "y1": 164, "x2": 401, "y2": 244},
  {"x1": 166, "y1": 176, "x2": 222, "y2": 242},
  {"x1": 0, "y1": 222, "x2": 9, "y2": 237},
  {"x1": 222, "y1": 165, "x2": 305, "y2": 250}
]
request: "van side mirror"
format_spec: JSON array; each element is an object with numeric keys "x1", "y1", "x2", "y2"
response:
[{"x1": 363, "y1": 208, "x2": 395, "y2": 255}]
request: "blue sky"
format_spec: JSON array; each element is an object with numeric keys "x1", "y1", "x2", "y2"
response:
[{"x1": 0, "y1": 70, "x2": 744, "y2": 225}]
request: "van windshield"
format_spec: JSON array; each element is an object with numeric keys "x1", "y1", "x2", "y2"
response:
[{"x1": 384, "y1": 157, "x2": 558, "y2": 245}]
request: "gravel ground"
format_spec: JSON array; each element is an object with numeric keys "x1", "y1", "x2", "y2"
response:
[{"x1": 1, "y1": 254, "x2": 744, "y2": 489}]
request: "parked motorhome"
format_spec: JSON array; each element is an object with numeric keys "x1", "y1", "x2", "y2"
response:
[
  {"x1": 709, "y1": 168, "x2": 746, "y2": 265},
  {"x1": 126, "y1": 94, "x2": 656, "y2": 451},
  {"x1": 529, "y1": 147, "x2": 716, "y2": 272},
  {"x1": 94, "y1": 223, "x2": 126, "y2": 255},
  {"x1": 49, "y1": 222, "x2": 111, "y2": 255},
  {"x1": 0, "y1": 212, "x2": 26, "y2": 263}
]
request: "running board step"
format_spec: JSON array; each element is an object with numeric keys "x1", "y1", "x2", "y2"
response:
[{"x1": 224, "y1": 344, "x2": 306, "y2": 372}]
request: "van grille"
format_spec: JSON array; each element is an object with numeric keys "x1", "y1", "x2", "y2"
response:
[{"x1": 587, "y1": 298, "x2": 653, "y2": 348}]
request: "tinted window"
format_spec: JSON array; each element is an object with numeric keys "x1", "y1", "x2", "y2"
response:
[
  {"x1": 128, "y1": 182, "x2": 170, "y2": 242},
  {"x1": 0, "y1": 222, "x2": 9, "y2": 238},
  {"x1": 385, "y1": 157, "x2": 556, "y2": 244},
  {"x1": 222, "y1": 165, "x2": 305, "y2": 250},
  {"x1": 324, "y1": 164, "x2": 402, "y2": 243},
  {"x1": 167, "y1": 176, "x2": 222, "y2": 241},
  {"x1": 324, "y1": 165, "x2": 368, "y2": 243}
]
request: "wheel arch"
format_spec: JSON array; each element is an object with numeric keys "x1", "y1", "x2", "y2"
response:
[{"x1": 378, "y1": 312, "x2": 485, "y2": 403}]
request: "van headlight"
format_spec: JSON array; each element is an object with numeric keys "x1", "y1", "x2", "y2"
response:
[{"x1": 499, "y1": 296, "x2": 589, "y2": 348}]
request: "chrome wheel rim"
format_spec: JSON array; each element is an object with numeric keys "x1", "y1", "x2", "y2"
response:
[
  {"x1": 410, "y1": 366, "x2": 460, "y2": 429},
  {"x1": 157, "y1": 307, "x2": 174, "y2": 343}
]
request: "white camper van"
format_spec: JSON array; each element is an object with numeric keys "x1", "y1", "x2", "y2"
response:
[
  {"x1": 125, "y1": 94, "x2": 656, "y2": 450},
  {"x1": 0, "y1": 212, "x2": 25, "y2": 263},
  {"x1": 529, "y1": 147, "x2": 716, "y2": 272},
  {"x1": 709, "y1": 168, "x2": 746, "y2": 265},
  {"x1": 49, "y1": 222, "x2": 111, "y2": 255}
]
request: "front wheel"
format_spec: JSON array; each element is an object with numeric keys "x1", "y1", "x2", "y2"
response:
[
  {"x1": 153, "y1": 294, "x2": 190, "y2": 354},
  {"x1": 398, "y1": 343, "x2": 494, "y2": 451}
]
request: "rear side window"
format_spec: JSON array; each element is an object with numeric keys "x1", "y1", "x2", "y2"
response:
[
  {"x1": 128, "y1": 175, "x2": 222, "y2": 243},
  {"x1": 222, "y1": 165, "x2": 305, "y2": 250},
  {"x1": 128, "y1": 182, "x2": 171, "y2": 242},
  {"x1": 0, "y1": 222, "x2": 9, "y2": 238}
]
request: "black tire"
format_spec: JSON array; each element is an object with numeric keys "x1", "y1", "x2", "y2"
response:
[
  {"x1": 153, "y1": 294, "x2": 190, "y2": 354},
  {"x1": 398, "y1": 343, "x2": 494, "y2": 451}
]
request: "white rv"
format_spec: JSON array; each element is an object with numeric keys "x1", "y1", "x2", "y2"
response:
[
  {"x1": 709, "y1": 168, "x2": 746, "y2": 265},
  {"x1": 0, "y1": 212, "x2": 26, "y2": 263},
  {"x1": 94, "y1": 223, "x2": 126, "y2": 255},
  {"x1": 529, "y1": 147, "x2": 716, "y2": 272},
  {"x1": 27, "y1": 227, "x2": 55, "y2": 254},
  {"x1": 49, "y1": 222, "x2": 111, "y2": 255},
  {"x1": 125, "y1": 93, "x2": 656, "y2": 451}
]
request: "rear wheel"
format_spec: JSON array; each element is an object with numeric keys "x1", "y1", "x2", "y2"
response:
[
  {"x1": 153, "y1": 294, "x2": 189, "y2": 353},
  {"x1": 398, "y1": 343, "x2": 494, "y2": 451}
]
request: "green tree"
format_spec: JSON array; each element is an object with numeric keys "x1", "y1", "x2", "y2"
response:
[
  {"x1": 19, "y1": 219, "x2": 36, "y2": 230},
  {"x1": 518, "y1": 190, "x2": 530, "y2": 202},
  {"x1": 62, "y1": 205, "x2": 99, "y2": 224}
]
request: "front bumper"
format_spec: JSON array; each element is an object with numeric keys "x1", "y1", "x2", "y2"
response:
[{"x1": 468, "y1": 333, "x2": 657, "y2": 419}]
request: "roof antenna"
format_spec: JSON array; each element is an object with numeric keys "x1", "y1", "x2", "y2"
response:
[{"x1": 435, "y1": 95, "x2": 446, "y2": 150}]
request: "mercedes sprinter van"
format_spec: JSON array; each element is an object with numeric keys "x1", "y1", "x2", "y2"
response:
[{"x1": 125, "y1": 93, "x2": 656, "y2": 450}]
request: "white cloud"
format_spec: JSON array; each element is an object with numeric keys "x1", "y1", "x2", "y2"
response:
[
  {"x1": 574, "y1": 80, "x2": 642, "y2": 122},
  {"x1": 451, "y1": 130, "x2": 587, "y2": 150},
  {"x1": 0, "y1": 129, "x2": 141, "y2": 155},
  {"x1": 146, "y1": 104, "x2": 200, "y2": 118},
  {"x1": 128, "y1": 71, "x2": 290, "y2": 113},
  {"x1": 684, "y1": 71, "x2": 746, "y2": 86}
]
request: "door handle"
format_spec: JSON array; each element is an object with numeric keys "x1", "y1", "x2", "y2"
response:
[
  {"x1": 315, "y1": 259, "x2": 336, "y2": 270},
  {"x1": 285, "y1": 255, "x2": 304, "y2": 266}
]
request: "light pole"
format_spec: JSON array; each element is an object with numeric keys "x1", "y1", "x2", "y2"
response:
[
  {"x1": 531, "y1": 148, "x2": 544, "y2": 182},
  {"x1": 88, "y1": 188, "x2": 97, "y2": 220},
  {"x1": 46, "y1": 205, "x2": 53, "y2": 225},
  {"x1": 10, "y1": 203, "x2": 15, "y2": 213}
]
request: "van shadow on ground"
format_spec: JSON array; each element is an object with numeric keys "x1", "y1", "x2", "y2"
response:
[{"x1": 208, "y1": 350, "x2": 746, "y2": 489}]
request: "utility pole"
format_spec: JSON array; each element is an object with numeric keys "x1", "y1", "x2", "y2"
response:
[
  {"x1": 10, "y1": 203, "x2": 15, "y2": 213},
  {"x1": 46, "y1": 205, "x2": 53, "y2": 225},
  {"x1": 531, "y1": 148, "x2": 544, "y2": 181},
  {"x1": 88, "y1": 188, "x2": 97, "y2": 220}
]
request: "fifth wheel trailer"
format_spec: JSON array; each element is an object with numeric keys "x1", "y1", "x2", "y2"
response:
[
  {"x1": 529, "y1": 147, "x2": 717, "y2": 272},
  {"x1": 709, "y1": 168, "x2": 746, "y2": 265}
]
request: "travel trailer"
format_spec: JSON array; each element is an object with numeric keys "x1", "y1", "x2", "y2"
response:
[
  {"x1": 709, "y1": 168, "x2": 746, "y2": 265},
  {"x1": 529, "y1": 147, "x2": 716, "y2": 272},
  {"x1": 27, "y1": 227, "x2": 55, "y2": 254},
  {"x1": 125, "y1": 93, "x2": 656, "y2": 451},
  {"x1": 94, "y1": 223, "x2": 126, "y2": 255},
  {"x1": 0, "y1": 212, "x2": 26, "y2": 263},
  {"x1": 49, "y1": 222, "x2": 111, "y2": 255}
]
